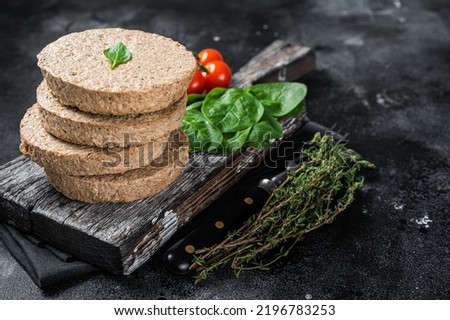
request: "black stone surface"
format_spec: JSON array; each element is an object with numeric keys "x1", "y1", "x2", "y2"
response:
[{"x1": 1, "y1": 0, "x2": 449, "y2": 299}]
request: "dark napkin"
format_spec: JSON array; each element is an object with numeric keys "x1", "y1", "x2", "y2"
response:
[
  {"x1": 0, "y1": 121, "x2": 341, "y2": 289},
  {"x1": 0, "y1": 223, "x2": 98, "y2": 288}
]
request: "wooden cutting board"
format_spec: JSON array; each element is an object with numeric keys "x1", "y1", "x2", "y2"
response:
[{"x1": 0, "y1": 40, "x2": 315, "y2": 274}]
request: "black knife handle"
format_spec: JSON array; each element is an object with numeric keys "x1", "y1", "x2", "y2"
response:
[{"x1": 164, "y1": 186, "x2": 270, "y2": 274}]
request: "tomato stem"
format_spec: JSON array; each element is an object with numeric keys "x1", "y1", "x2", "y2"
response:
[{"x1": 197, "y1": 63, "x2": 209, "y2": 73}]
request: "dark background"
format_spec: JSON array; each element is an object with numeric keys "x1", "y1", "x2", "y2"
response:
[{"x1": 1, "y1": 0, "x2": 449, "y2": 299}]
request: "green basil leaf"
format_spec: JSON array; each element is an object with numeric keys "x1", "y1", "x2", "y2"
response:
[
  {"x1": 187, "y1": 93, "x2": 206, "y2": 106},
  {"x1": 222, "y1": 127, "x2": 252, "y2": 153},
  {"x1": 202, "y1": 87, "x2": 265, "y2": 133},
  {"x1": 180, "y1": 109, "x2": 223, "y2": 153},
  {"x1": 103, "y1": 42, "x2": 132, "y2": 69},
  {"x1": 249, "y1": 82, "x2": 307, "y2": 118},
  {"x1": 247, "y1": 112, "x2": 283, "y2": 149}
]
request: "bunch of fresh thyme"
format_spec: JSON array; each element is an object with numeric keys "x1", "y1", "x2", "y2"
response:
[{"x1": 190, "y1": 133, "x2": 374, "y2": 283}]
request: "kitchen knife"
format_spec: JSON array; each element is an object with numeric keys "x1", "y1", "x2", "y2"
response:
[{"x1": 163, "y1": 161, "x2": 300, "y2": 274}]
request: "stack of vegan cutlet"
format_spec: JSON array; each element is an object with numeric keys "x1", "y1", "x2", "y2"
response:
[{"x1": 19, "y1": 28, "x2": 196, "y2": 203}]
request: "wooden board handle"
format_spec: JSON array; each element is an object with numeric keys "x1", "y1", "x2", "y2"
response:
[{"x1": 232, "y1": 40, "x2": 316, "y2": 88}]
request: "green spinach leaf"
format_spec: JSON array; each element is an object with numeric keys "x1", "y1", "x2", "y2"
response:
[
  {"x1": 249, "y1": 82, "x2": 307, "y2": 118},
  {"x1": 202, "y1": 88, "x2": 264, "y2": 133},
  {"x1": 186, "y1": 101, "x2": 203, "y2": 111},
  {"x1": 222, "y1": 127, "x2": 252, "y2": 153},
  {"x1": 187, "y1": 93, "x2": 206, "y2": 106},
  {"x1": 180, "y1": 109, "x2": 223, "y2": 153},
  {"x1": 283, "y1": 99, "x2": 306, "y2": 118},
  {"x1": 247, "y1": 112, "x2": 283, "y2": 149}
]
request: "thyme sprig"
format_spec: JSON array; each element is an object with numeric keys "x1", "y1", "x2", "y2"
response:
[{"x1": 190, "y1": 133, "x2": 374, "y2": 283}]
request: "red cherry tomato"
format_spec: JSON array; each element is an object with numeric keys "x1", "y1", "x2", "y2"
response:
[
  {"x1": 202, "y1": 60, "x2": 232, "y2": 92},
  {"x1": 198, "y1": 48, "x2": 223, "y2": 65},
  {"x1": 187, "y1": 70, "x2": 205, "y2": 94}
]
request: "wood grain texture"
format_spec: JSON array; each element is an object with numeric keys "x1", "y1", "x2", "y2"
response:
[{"x1": 0, "y1": 40, "x2": 315, "y2": 274}]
